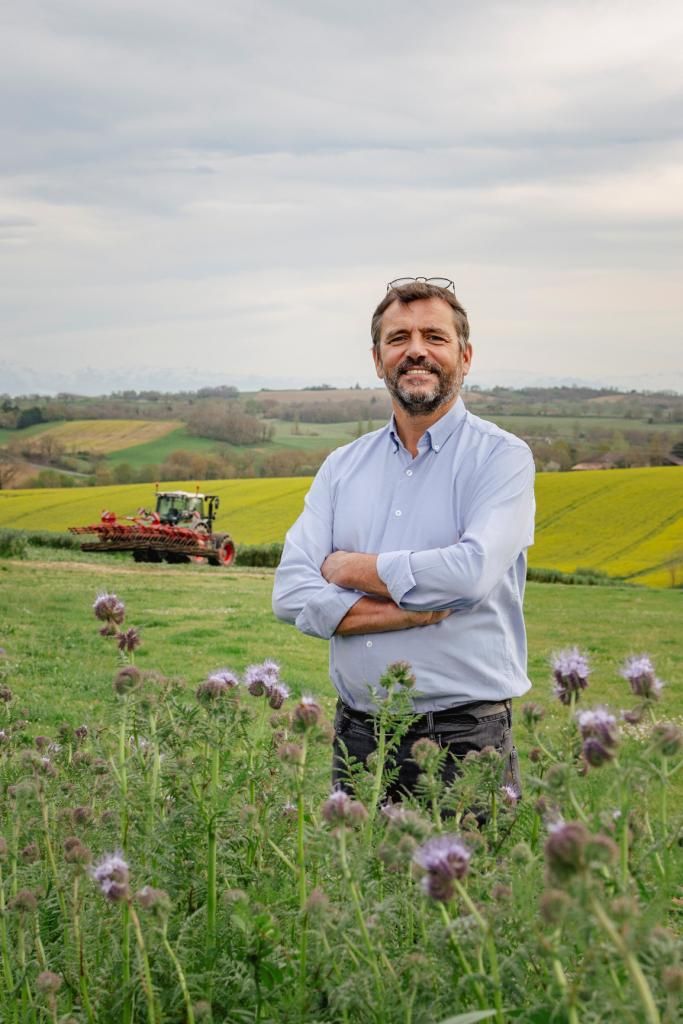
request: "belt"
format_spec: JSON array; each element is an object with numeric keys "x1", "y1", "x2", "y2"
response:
[{"x1": 338, "y1": 698, "x2": 510, "y2": 728}]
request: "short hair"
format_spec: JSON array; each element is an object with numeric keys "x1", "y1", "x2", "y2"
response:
[{"x1": 371, "y1": 281, "x2": 470, "y2": 354}]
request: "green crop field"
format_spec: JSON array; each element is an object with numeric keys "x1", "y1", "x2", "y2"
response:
[
  {"x1": 1, "y1": 466, "x2": 682, "y2": 585},
  {"x1": 103, "y1": 427, "x2": 230, "y2": 469}
]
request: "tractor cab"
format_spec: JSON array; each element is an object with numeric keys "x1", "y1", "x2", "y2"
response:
[{"x1": 154, "y1": 490, "x2": 220, "y2": 532}]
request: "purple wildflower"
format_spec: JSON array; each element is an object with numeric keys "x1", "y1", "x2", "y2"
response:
[
  {"x1": 196, "y1": 669, "x2": 239, "y2": 704},
  {"x1": 577, "y1": 707, "x2": 619, "y2": 767},
  {"x1": 116, "y1": 627, "x2": 141, "y2": 654},
  {"x1": 293, "y1": 695, "x2": 322, "y2": 729},
  {"x1": 501, "y1": 783, "x2": 520, "y2": 807},
  {"x1": 577, "y1": 707, "x2": 619, "y2": 745},
  {"x1": 321, "y1": 789, "x2": 367, "y2": 827},
  {"x1": 582, "y1": 738, "x2": 614, "y2": 768},
  {"x1": 545, "y1": 820, "x2": 589, "y2": 881},
  {"x1": 551, "y1": 647, "x2": 590, "y2": 705},
  {"x1": 90, "y1": 850, "x2": 130, "y2": 902},
  {"x1": 651, "y1": 722, "x2": 683, "y2": 758},
  {"x1": 268, "y1": 682, "x2": 290, "y2": 710},
  {"x1": 413, "y1": 834, "x2": 471, "y2": 902},
  {"x1": 322, "y1": 789, "x2": 352, "y2": 824},
  {"x1": 36, "y1": 971, "x2": 62, "y2": 996},
  {"x1": 244, "y1": 660, "x2": 280, "y2": 696},
  {"x1": 93, "y1": 593, "x2": 125, "y2": 626},
  {"x1": 620, "y1": 655, "x2": 664, "y2": 701}
]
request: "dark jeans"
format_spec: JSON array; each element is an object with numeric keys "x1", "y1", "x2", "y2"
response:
[{"x1": 332, "y1": 699, "x2": 521, "y2": 803}]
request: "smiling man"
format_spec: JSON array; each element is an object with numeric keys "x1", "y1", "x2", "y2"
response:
[{"x1": 272, "y1": 278, "x2": 535, "y2": 800}]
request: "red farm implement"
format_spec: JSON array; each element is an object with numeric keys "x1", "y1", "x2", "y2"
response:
[{"x1": 69, "y1": 490, "x2": 236, "y2": 567}]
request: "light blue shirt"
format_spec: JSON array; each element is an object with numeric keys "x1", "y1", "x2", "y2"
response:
[{"x1": 272, "y1": 398, "x2": 535, "y2": 712}]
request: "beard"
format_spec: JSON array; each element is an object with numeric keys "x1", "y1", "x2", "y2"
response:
[{"x1": 383, "y1": 357, "x2": 464, "y2": 416}]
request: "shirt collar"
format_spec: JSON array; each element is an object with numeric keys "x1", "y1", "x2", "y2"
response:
[{"x1": 388, "y1": 396, "x2": 467, "y2": 453}]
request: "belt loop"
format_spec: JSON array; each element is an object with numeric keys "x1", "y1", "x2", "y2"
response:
[
  {"x1": 426, "y1": 710, "x2": 435, "y2": 738},
  {"x1": 505, "y1": 699, "x2": 512, "y2": 728}
]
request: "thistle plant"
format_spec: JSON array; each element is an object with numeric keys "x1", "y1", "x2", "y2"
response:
[{"x1": 2, "y1": 591, "x2": 680, "y2": 1023}]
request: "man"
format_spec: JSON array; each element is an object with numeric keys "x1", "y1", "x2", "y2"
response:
[{"x1": 272, "y1": 278, "x2": 535, "y2": 800}]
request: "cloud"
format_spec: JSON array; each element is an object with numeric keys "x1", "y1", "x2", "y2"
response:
[{"x1": 0, "y1": 0, "x2": 681, "y2": 393}]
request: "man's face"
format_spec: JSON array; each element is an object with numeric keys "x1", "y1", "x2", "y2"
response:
[{"x1": 373, "y1": 297, "x2": 472, "y2": 416}]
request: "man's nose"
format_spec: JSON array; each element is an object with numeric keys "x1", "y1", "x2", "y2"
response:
[{"x1": 404, "y1": 332, "x2": 429, "y2": 359}]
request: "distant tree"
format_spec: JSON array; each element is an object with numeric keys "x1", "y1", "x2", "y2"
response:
[
  {"x1": 16, "y1": 407, "x2": 44, "y2": 429},
  {"x1": 0, "y1": 459, "x2": 19, "y2": 489}
]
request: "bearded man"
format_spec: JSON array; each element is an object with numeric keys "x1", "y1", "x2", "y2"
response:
[{"x1": 272, "y1": 278, "x2": 535, "y2": 799}]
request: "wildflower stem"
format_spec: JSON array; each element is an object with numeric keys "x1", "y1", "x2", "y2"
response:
[
  {"x1": 0, "y1": 860, "x2": 16, "y2": 1003},
  {"x1": 437, "y1": 901, "x2": 476, "y2": 980},
  {"x1": 206, "y1": 741, "x2": 220, "y2": 967},
  {"x1": 589, "y1": 893, "x2": 661, "y2": 1024},
  {"x1": 39, "y1": 793, "x2": 68, "y2": 925},
  {"x1": 368, "y1": 716, "x2": 387, "y2": 830},
  {"x1": 295, "y1": 735, "x2": 309, "y2": 1002},
  {"x1": 337, "y1": 827, "x2": 385, "y2": 1022},
  {"x1": 146, "y1": 713, "x2": 161, "y2": 841},
  {"x1": 129, "y1": 904, "x2": 158, "y2": 1024},
  {"x1": 550, "y1": 948, "x2": 579, "y2": 1024},
  {"x1": 119, "y1": 696, "x2": 129, "y2": 850},
  {"x1": 122, "y1": 902, "x2": 132, "y2": 1024},
  {"x1": 454, "y1": 881, "x2": 503, "y2": 1024},
  {"x1": 72, "y1": 876, "x2": 95, "y2": 1024},
  {"x1": 161, "y1": 925, "x2": 195, "y2": 1024},
  {"x1": 532, "y1": 730, "x2": 556, "y2": 761}
]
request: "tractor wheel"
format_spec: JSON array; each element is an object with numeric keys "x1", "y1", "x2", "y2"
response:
[
  {"x1": 134, "y1": 548, "x2": 162, "y2": 563},
  {"x1": 208, "y1": 537, "x2": 236, "y2": 567}
]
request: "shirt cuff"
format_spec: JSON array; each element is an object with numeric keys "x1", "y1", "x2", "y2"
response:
[
  {"x1": 376, "y1": 550, "x2": 415, "y2": 606},
  {"x1": 295, "y1": 584, "x2": 362, "y2": 639}
]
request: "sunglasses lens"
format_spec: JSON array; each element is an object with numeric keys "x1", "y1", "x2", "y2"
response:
[{"x1": 387, "y1": 277, "x2": 454, "y2": 293}]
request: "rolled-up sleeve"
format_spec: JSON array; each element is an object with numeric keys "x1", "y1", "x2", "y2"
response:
[
  {"x1": 376, "y1": 444, "x2": 535, "y2": 611},
  {"x1": 272, "y1": 459, "x2": 362, "y2": 639}
]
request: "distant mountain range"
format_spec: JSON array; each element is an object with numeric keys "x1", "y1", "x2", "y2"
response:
[{"x1": 1, "y1": 360, "x2": 681, "y2": 398}]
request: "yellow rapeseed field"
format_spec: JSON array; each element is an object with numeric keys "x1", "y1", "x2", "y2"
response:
[
  {"x1": 13, "y1": 419, "x2": 182, "y2": 455},
  {"x1": 1, "y1": 466, "x2": 681, "y2": 586}
]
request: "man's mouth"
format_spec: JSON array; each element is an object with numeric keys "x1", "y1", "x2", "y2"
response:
[{"x1": 400, "y1": 368, "x2": 437, "y2": 380}]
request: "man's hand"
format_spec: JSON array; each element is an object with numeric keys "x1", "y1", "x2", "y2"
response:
[
  {"x1": 335, "y1": 596, "x2": 451, "y2": 636},
  {"x1": 321, "y1": 550, "x2": 390, "y2": 598}
]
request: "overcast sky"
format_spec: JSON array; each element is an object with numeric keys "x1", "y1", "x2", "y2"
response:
[{"x1": 1, "y1": 0, "x2": 682, "y2": 395}]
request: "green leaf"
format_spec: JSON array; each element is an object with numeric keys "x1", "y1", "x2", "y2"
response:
[{"x1": 436, "y1": 1012, "x2": 500, "y2": 1024}]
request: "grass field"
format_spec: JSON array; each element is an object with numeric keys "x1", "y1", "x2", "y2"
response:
[
  {"x1": 11, "y1": 419, "x2": 184, "y2": 455},
  {"x1": 1, "y1": 560, "x2": 680, "y2": 733},
  {"x1": 0, "y1": 560, "x2": 680, "y2": 1021},
  {"x1": 1, "y1": 466, "x2": 682, "y2": 586},
  {"x1": 103, "y1": 426, "x2": 228, "y2": 469}
]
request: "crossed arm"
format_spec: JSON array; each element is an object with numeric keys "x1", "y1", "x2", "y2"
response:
[
  {"x1": 272, "y1": 446, "x2": 535, "y2": 640},
  {"x1": 319, "y1": 552, "x2": 450, "y2": 635}
]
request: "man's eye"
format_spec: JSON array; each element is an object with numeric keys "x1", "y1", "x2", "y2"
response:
[{"x1": 426, "y1": 334, "x2": 446, "y2": 343}]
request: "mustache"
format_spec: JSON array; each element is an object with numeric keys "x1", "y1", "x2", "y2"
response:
[{"x1": 396, "y1": 358, "x2": 442, "y2": 376}]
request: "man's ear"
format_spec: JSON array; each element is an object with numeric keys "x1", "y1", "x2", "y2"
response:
[
  {"x1": 462, "y1": 343, "x2": 473, "y2": 378},
  {"x1": 372, "y1": 345, "x2": 384, "y2": 381}
]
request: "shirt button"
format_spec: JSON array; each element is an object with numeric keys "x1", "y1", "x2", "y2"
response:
[
  {"x1": 433, "y1": 444, "x2": 440, "y2": 452},
  {"x1": 406, "y1": 469, "x2": 413, "y2": 477},
  {"x1": 366, "y1": 640, "x2": 373, "y2": 648},
  {"x1": 394, "y1": 510, "x2": 402, "y2": 517}
]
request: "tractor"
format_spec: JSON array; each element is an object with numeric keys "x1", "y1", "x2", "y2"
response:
[{"x1": 69, "y1": 488, "x2": 236, "y2": 566}]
